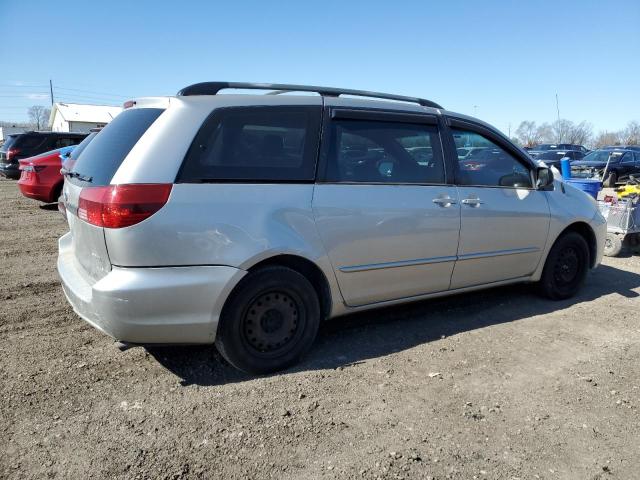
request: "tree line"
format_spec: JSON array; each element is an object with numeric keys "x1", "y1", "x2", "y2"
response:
[{"x1": 513, "y1": 119, "x2": 639, "y2": 149}]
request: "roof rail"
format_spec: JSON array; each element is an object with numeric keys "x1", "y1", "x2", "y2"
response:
[{"x1": 176, "y1": 82, "x2": 443, "y2": 109}]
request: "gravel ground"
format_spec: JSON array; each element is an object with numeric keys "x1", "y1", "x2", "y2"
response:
[{"x1": 1, "y1": 177, "x2": 639, "y2": 480}]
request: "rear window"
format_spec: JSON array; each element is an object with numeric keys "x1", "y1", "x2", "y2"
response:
[
  {"x1": 70, "y1": 108, "x2": 164, "y2": 185},
  {"x1": 178, "y1": 106, "x2": 321, "y2": 182},
  {"x1": 14, "y1": 134, "x2": 47, "y2": 150},
  {"x1": 64, "y1": 132, "x2": 97, "y2": 169}
]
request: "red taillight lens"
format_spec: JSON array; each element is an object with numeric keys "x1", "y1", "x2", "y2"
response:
[
  {"x1": 78, "y1": 184, "x2": 172, "y2": 228},
  {"x1": 7, "y1": 148, "x2": 20, "y2": 161}
]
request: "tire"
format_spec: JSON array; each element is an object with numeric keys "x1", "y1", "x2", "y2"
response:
[
  {"x1": 215, "y1": 266, "x2": 320, "y2": 374},
  {"x1": 603, "y1": 171, "x2": 618, "y2": 188},
  {"x1": 539, "y1": 232, "x2": 590, "y2": 300},
  {"x1": 603, "y1": 233, "x2": 623, "y2": 257}
]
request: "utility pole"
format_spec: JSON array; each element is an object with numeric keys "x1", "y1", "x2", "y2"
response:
[
  {"x1": 555, "y1": 93, "x2": 560, "y2": 123},
  {"x1": 49, "y1": 79, "x2": 54, "y2": 106},
  {"x1": 473, "y1": 105, "x2": 478, "y2": 116}
]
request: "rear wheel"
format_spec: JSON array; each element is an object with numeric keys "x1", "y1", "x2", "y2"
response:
[
  {"x1": 604, "y1": 171, "x2": 618, "y2": 188},
  {"x1": 539, "y1": 232, "x2": 590, "y2": 300},
  {"x1": 215, "y1": 266, "x2": 320, "y2": 374}
]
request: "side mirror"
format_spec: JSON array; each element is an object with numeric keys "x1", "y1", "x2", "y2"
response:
[{"x1": 536, "y1": 167, "x2": 554, "y2": 189}]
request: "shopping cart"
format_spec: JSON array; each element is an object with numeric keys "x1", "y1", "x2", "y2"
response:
[{"x1": 598, "y1": 197, "x2": 640, "y2": 256}]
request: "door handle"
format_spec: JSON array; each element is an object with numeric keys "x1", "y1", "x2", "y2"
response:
[
  {"x1": 461, "y1": 197, "x2": 484, "y2": 206},
  {"x1": 432, "y1": 197, "x2": 457, "y2": 207}
]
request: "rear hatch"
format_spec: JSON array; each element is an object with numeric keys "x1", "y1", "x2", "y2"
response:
[{"x1": 62, "y1": 107, "x2": 165, "y2": 283}]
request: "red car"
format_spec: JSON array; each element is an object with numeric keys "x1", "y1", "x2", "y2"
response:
[
  {"x1": 18, "y1": 147, "x2": 71, "y2": 203},
  {"x1": 17, "y1": 130, "x2": 99, "y2": 203}
]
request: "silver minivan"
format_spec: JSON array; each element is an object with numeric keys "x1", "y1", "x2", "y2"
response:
[{"x1": 58, "y1": 82, "x2": 606, "y2": 373}]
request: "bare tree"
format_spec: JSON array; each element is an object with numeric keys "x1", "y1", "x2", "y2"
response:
[
  {"x1": 566, "y1": 121, "x2": 592, "y2": 145},
  {"x1": 514, "y1": 121, "x2": 541, "y2": 147},
  {"x1": 593, "y1": 131, "x2": 623, "y2": 148},
  {"x1": 550, "y1": 119, "x2": 574, "y2": 143},
  {"x1": 622, "y1": 120, "x2": 640, "y2": 145},
  {"x1": 27, "y1": 105, "x2": 51, "y2": 130},
  {"x1": 537, "y1": 122, "x2": 554, "y2": 143}
]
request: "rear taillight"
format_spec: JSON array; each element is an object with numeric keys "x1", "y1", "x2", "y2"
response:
[
  {"x1": 6, "y1": 148, "x2": 20, "y2": 161},
  {"x1": 78, "y1": 184, "x2": 172, "y2": 228}
]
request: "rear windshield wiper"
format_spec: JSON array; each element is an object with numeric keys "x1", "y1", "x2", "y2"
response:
[{"x1": 60, "y1": 167, "x2": 92, "y2": 183}]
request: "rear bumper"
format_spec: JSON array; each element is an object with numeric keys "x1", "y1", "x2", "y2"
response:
[
  {"x1": 0, "y1": 163, "x2": 20, "y2": 179},
  {"x1": 57, "y1": 232, "x2": 246, "y2": 344},
  {"x1": 18, "y1": 180, "x2": 56, "y2": 202}
]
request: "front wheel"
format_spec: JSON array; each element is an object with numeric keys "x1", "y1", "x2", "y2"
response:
[
  {"x1": 215, "y1": 266, "x2": 321, "y2": 374},
  {"x1": 539, "y1": 232, "x2": 590, "y2": 300}
]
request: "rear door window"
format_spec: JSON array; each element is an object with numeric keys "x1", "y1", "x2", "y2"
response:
[
  {"x1": 324, "y1": 119, "x2": 445, "y2": 184},
  {"x1": 70, "y1": 108, "x2": 164, "y2": 186},
  {"x1": 178, "y1": 106, "x2": 321, "y2": 182}
]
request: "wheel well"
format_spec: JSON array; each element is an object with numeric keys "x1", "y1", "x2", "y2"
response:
[
  {"x1": 560, "y1": 222, "x2": 597, "y2": 268},
  {"x1": 248, "y1": 255, "x2": 332, "y2": 320},
  {"x1": 50, "y1": 180, "x2": 63, "y2": 203}
]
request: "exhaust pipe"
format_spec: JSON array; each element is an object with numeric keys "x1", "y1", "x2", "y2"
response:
[{"x1": 114, "y1": 341, "x2": 136, "y2": 352}]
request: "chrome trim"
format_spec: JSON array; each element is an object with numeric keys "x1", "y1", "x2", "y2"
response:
[
  {"x1": 339, "y1": 255, "x2": 457, "y2": 273},
  {"x1": 340, "y1": 247, "x2": 540, "y2": 272},
  {"x1": 457, "y1": 247, "x2": 540, "y2": 260}
]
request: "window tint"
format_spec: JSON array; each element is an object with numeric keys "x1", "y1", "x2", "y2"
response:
[
  {"x1": 179, "y1": 106, "x2": 321, "y2": 182},
  {"x1": 325, "y1": 120, "x2": 444, "y2": 184},
  {"x1": 64, "y1": 132, "x2": 97, "y2": 169},
  {"x1": 71, "y1": 108, "x2": 163, "y2": 186},
  {"x1": 55, "y1": 136, "x2": 83, "y2": 148},
  {"x1": 621, "y1": 152, "x2": 635, "y2": 163},
  {"x1": 453, "y1": 129, "x2": 532, "y2": 188},
  {"x1": 15, "y1": 135, "x2": 47, "y2": 150}
]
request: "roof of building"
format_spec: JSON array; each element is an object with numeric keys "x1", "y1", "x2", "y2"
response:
[{"x1": 48, "y1": 102, "x2": 123, "y2": 126}]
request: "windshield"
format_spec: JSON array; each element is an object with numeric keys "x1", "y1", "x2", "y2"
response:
[{"x1": 581, "y1": 150, "x2": 623, "y2": 163}]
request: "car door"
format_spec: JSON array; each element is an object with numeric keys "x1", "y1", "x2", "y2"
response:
[
  {"x1": 312, "y1": 108, "x2": 460, "y2": 307},
  {"x1": 445, "y1": 118, "x2": 550, "y2": 289},
  {"x1": 619, "y1": 151, "x2": 637, "y2": 179}
]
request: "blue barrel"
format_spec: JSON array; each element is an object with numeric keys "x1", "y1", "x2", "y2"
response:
[
  {"x1": 560, "y1": 158, "x2": 571, "y2": 179},
  {"x1": 565, "y1": 178, "x2": 601, "y2": 200}
]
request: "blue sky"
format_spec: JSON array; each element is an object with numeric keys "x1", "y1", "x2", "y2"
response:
[{"x1": 1, "y1": 0, "x2": 638, "y2": 134}]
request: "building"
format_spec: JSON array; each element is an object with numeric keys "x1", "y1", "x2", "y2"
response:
[{"x1": 49, "y1": 102, "x2": 122, "y2": 133}]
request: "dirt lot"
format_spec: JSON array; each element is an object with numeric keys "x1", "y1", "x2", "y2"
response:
[{"x1": 1, "y1": 177, "x2": 639, "y2": 480}]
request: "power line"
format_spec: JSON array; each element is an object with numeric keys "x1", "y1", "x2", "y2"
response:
[{"x1": 55, "y1": 86, "x2": 132, "y2": 98}]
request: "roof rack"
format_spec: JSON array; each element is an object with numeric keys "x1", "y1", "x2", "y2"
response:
[{"x1": 176, "y1": 82, "x2": 443, "y2": 109}]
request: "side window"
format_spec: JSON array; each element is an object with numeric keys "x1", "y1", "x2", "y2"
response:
[
  {"x1": 179, "y1": 106, "x2": 321, "y2": 182},
  {"x1": 453, "y1": 129, "x2": 532, "y2": 188},
  {"x1": 55, "y1": 137, "x2": 77, "y2": 148},
  {"x1": 621, "y1": 152, "x2": 635, "y2": 164},
  {"x1": 325, "y1": 119, "x2": 445, "y2": 184}
]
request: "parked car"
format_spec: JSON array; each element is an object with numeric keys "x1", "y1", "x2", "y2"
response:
[
  {"x1": 571, "y1": 148, "x2": 640, "y2": 186},
  {"x1": 535, "y1": 149, "x2": 586, "y2": 168},
  {"x1": 0, "y1": 131, "x2": 87, "y2": 179},
  {"x1": 57, "y1": 82, "x2": 606, "y2": 374},
  {"x1": 17, "y1": 129, "x2": 101, "y2": 204},
  {"x1": 528, "y1": 143, "x2": 589, "y2": 158},
  {"x1": 18, "y1": 146, "x2": 76, "y2": 203}
]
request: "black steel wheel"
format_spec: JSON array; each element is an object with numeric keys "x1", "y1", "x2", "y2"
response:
[
  {"x1": 539, "y1": 231, "x2": 590, "y2": 300},
  {"x1": 215, "y1": 266, "x2": 320, "y2": 374}
]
